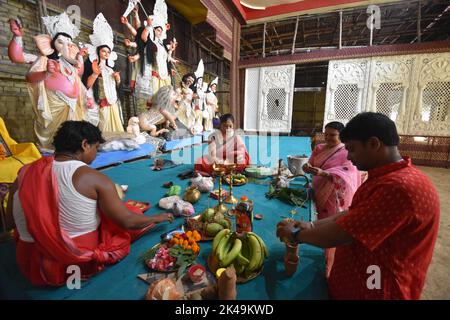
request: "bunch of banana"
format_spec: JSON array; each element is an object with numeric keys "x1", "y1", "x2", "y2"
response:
[{"x1": 209, "y1": 229, "x2": 269, "y2": 278}]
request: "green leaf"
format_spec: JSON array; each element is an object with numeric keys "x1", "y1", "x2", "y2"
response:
[{"x1": 177, "y1": 262, "x2": 188, "y2": 278}]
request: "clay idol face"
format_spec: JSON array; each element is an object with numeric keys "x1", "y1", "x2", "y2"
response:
[
  {"x1": 99, "y1": 47, "x2": 111, "y2": 61},
  {"x1": 54, "y1": 34, "x2": 79, "y2": 64},
  {"x1": 154, "y1": 26, "x2": 163, "y2": 39}
]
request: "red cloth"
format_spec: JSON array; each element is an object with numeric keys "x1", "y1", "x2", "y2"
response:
[
  {"x1": 328, "y1": 157, "x2": 440, "y2": 299},
  {"x1": 15, "y1": 157, "x2": 153, "y2": 286},
  {"x1": 195, "y1": 132, "x2": 251, "y2": 175},
  {"x1": 99, "y1": 98, "x2": 111, "y2": 108},
  {"x1": 152, "y1": 70, "x2": 160, "y2": 79},
  {"x1": 194, "y1": 152, "x2": 250, "y2": 175}
]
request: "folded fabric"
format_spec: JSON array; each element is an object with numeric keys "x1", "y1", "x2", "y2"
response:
[
  {"x1": 190, "y1": 174, "x2": 214, "y2": 193},
  {"x1": 0, "y1": 117, "x2": 41, "y2": 183},
  {"x1": 158, "y1": 195, "x2": 181, "y2": 210},
  {"x1": 99, "y1": 139, "x2": 140, "y2": 152},
  {"x1": 172, "y1": 199, "x2": 195, "y2": 217}
]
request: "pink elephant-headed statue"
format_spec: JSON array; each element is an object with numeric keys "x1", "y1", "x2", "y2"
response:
[{"x1": 8, "y1": 12, "x2": 89, "y2": 148}]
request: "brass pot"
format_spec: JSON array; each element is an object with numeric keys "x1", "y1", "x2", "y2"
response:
[{"x1": 184, "y1": 186, "x2": 201, "y2": 204}]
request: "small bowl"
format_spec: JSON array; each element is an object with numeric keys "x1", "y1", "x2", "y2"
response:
[{"x1": 188, "y1": 264, "x2": 206, "y2": 283}]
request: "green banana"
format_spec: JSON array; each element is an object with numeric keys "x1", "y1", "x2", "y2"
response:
[
  {"x1": 236, "y1": 252, "x2": 249, "y2": 266},
  {"x1": 248, "y1": 232, "x2": 269, "y2": 259},
  {"x1": 219, "y1": 235, "x2": 233, "y2": 262},
  {"x1": 252, "y1": 235, "x2": 266, "y2": 270},
  {"x1": 221, "y1": 238, "x2": 242, "y2": 267},
  {"x1": 217, "y1": 234, "x2": 231, "y2": 261},
  {"x1": 246, "y1": 234, "x2": 262, "y2": 272},
  {"x1": 212, "y1": 229, "x2": 230, "y2": 254},
  {"x1": 240, "y1": 237, "x2": 250, "y2": 259}
]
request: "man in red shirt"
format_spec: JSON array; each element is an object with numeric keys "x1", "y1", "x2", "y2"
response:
[{"x1": 277, "y1": 112, "x2": 440, "y2": 299}]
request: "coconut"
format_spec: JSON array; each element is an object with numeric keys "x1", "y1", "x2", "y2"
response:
[{"x1": 145, "y1": 278, "x2": 182, "y2": 300}]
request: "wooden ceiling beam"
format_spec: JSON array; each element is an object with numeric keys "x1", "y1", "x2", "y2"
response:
[
  {"x1": 241, "y1": 14, "x2": 445, "y2": 45},
  {"x1": 241, "y1": 30, "x2": 424, "y2": 55}
]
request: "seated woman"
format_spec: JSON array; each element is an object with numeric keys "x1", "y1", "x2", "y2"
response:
[
  {"x1": 6, "y1": 121, "x2": 174, "y2": 286},
  {"x1": 302, "y1": 121, "x2": 361, "y2": 278},
  {"x1": 195, "y1": 114, "x2": 250, "y2": 175}
]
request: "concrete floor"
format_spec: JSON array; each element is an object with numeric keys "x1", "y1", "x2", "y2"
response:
[{"x1": 418, "y1": 166, "x2": 450, "y2": 300}]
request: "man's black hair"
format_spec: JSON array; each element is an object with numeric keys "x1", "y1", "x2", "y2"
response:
[
  {"x1": 53, "y1": 121, "x2": 105, "y2": 153},
  {"x1": 220, "y1": 113, "x2": 234, "y2": 124},
  {"x1": 340, "y1": 112, "x2": 399, "y2": 146},
  {"x1": 325, "y1": 121, "x2": 345, "y2": 133}
]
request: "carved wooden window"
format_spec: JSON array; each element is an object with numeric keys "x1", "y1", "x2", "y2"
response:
[
  {"x1": 375, "y1": 82, "x2": 404, "y2": 121},
  {"x1": 333, "y1": 84, "x2": 359, "y2": 120},
  {"x1": 421, "y1": 81, "x2": 450, "y2": 122},
  {"x1": 266, "y1": 88, "x2": 286, "y2": 121}
]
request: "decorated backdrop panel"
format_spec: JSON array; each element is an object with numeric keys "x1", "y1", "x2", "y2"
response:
[
  {"x1": 324, "y1": 53, "x2": 450, "y2": 136},
  {"x1": 244, "y1": 64, "x2": 296, "y2": 133}
]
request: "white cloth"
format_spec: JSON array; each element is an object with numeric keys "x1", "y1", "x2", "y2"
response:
[
  {"x1": 13, "y1": 160, "x2": 100, "y2": 242},
  {"x1": 154, "y1": 40, "x2": 169, "y2": 78},
  {"x1": 135, "y1": 58, "x2": 154, "y2": 99},
  {"x1": 100, "y1": 60, "x2": 118, "y2": 105}
]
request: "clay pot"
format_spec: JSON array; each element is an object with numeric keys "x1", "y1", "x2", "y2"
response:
[
  {"x1": 285, "y1": 242, "x2": 298, "y2": 256},
  {"x1": 218, "y1": 265, "x2": 237, "y2": 300},
  {"x1": 284, "y1": 254, "x2": 299, "y2": 277}
]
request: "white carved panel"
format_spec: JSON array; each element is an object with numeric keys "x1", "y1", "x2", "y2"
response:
[
  {"x1": 324, "y1": 59, "x2": 370, "y2": 129},
  {"x1": 366, "y1": 56, "x2": 414, "y2": 134},
  {"x1": 324, "y1": 53, "x2": 450, "y2": 136},
  {"x1": 244, "y1": 68, "x2": 260, "y2": 131},
  {"x1": 258, "y1": 64, "x2": 296, "y2": 132},
  {"x1": 407, "y1": 53, "x2": 450, "y2": 136}
]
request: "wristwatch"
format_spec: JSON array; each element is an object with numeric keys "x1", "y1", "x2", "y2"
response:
[{"x1": 290, "y1": 227, "x2": 301, "y2": 243}]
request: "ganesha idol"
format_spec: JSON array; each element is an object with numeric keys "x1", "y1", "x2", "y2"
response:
[{"x1": 8, "y1": 12, "x2": 89, "y2": 148}]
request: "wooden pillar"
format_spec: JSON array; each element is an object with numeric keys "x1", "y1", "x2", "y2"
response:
[{"x1": 230, "y1": 16, "x2": 242, "y2": 128}]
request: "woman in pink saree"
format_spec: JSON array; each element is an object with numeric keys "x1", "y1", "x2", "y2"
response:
[
  {"x1": 303, "y1": 122, "x2": 361, "y2": 278},
  {"x1": 195, "y1": 114, "x2": 250, "y2": 175}
]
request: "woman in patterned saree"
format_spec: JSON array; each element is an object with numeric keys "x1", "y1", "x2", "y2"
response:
[
  {"x1": 195, "y1": 114, "x2": 250, "y2": 175},
  {"x1": 303, "y1": 121, "x2": 361, "y2": 278}
]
